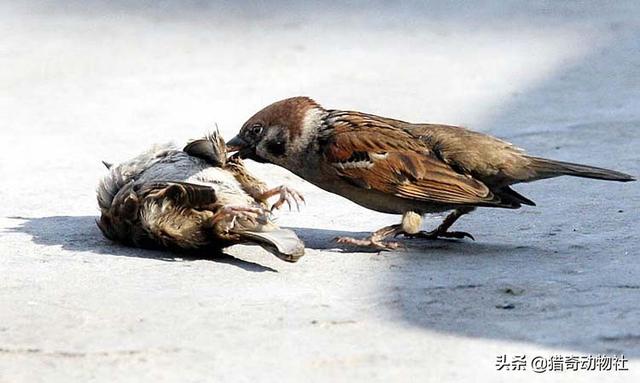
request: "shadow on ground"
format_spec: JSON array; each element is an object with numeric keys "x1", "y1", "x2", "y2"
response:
[
  {"x1": 7, "y1": 216, "x2": 278, "y2": 273},
  {"x1": 294, "y1": 226, "x2": 532, "y2": 254},
  {"x1": 7, "y1": 0, "x2": 639, "y2": 361},
  {"x1": 386, "y1": 18, "x2": 640, "y2": 356}
]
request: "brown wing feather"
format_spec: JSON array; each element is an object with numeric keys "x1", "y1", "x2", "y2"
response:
[
  {"x1": 332, "y1": 112, "x2": 538, "y2": 186},
  {"x1": 135, "y1": 181, "x2": 217, "y2": 208},
  {"x1": 322, "y1": 112, "x2": 502, "y2": 206},
  {"x1": 400, "y1": 123, "x2": 537, "y2": 185},
  {"x1": 98, "y1": 180, "x2": 220, "y2": 249}
]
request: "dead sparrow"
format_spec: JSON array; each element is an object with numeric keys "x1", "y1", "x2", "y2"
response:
[
  {"x1": 97, "y1": 129, "x2": 305, "y2": 262},
  {"x1": 226, "y1": 97, "x2": 635, "y2": 250}
]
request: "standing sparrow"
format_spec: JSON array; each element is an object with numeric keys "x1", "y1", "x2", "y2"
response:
[
  {"x1": 97, "y1": 129, "x2": 305, "y2": 262},
  {"x1": 226, "y1": 97, "x2": 635, "y2": 250}
]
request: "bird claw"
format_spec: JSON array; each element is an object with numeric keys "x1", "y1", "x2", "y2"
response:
[
  {"x1": 212, "y1": 205, "x2": 267, "y2": 227},
  {"x1": 405, "y1": 230, "x2": 475, "y2": 241},
  {"x1": 268, "y1": 185, "x2": 305, "y2": 212},
  {"x1": 334, "y1": 236, "x2": 403, "y2": 251}
]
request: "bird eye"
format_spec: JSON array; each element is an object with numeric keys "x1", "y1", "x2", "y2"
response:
[{"x1": 250, "y1": 123, "x2": 263, "y2": 136}]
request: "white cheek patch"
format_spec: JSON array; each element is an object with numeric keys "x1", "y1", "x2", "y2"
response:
[{"x1": 290, "y1": 107, "x2": 325, "y2": 154}]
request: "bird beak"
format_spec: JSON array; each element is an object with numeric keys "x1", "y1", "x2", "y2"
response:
[
  {"x1": 225, "y1": 135, "x2": 248, "y2": 153},
  {"x1": 226, "y1": 134, "x2": 263, "y2": 161}
]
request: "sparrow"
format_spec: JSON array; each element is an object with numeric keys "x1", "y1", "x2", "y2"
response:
[
  {"x1": 96, "y1": 129, "x2": 305, "y2": 262},
  {"x1": 226, "y1": 96, "x2": 635, "y2": 250}
]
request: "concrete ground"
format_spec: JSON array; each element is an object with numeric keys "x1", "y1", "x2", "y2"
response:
[{"x1": 1, "y1": 1, "x2": 639, "y2": 382}]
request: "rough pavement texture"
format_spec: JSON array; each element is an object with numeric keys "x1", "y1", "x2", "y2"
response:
[{"x1": 1, "y1": 1, "x2": 639, "y2": 382}]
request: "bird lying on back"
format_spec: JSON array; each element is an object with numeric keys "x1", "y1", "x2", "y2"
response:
[
  {"x1": 227, "y1": 96, "x2": 635, "y2": 250},
  {"x1": 96, "y1": 129, "x2": 305, "y2": 262}
]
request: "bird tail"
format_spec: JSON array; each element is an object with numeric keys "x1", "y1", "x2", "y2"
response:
[
  {"x1": 237, "y1": 228, "x2": 305, "y2": 263},
  {"x1": 526, "y1": 156, "x2": 635, "y2": 182}
]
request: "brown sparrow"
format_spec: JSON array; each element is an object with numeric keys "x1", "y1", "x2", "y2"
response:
[
  {"x1": 97, "y1": 129, "x2": 305, "y2": 262},
  {"x1": 226, "y1": 97, "x2": 635, "y2": 250}
]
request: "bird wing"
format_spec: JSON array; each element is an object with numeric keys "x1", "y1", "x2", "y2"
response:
[
  {"x1": 321, "y1": 112, "x2": 502, "y2": 206},
  {"x1": 397, "y1": 122, "x2": 538, "y2": 185},
  {"x1": 98, "y1": 180, "x2": 220, "y2": 249},
  {"x1": 135, "y1": 181, "x2": 218, "y2": 208}
]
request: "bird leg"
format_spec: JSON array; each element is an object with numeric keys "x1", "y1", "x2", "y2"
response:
[
  {"x1": 256, "y1": 185, "x2": 305, "y2": 212},
  {"x1": 335, "y1": 211, "x2": 422, "y2": 250},
  {"x1": 405, "y1": 207, "x2": 476, "y2": 240},
  {"x1": 335, "y1": 224, "x2": 404, "y2": 250}
]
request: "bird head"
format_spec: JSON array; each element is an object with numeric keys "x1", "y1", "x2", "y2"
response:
[{"x1": 226, "y1": 97, "x2": 325, "y2": 167}]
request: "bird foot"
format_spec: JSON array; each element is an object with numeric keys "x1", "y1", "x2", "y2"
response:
[
  {"x1": 260, "y1": 185, "x2": 306, "y2": 212},
  {"x1": 334, "y1": 236, "x2": 403, "y2": 251},
  {"x1": 212, "y1": 205, "x2": 267, "y2": 227},
  {"x1": 404, "y1": 230, "x2": 475, "y2": 241}
]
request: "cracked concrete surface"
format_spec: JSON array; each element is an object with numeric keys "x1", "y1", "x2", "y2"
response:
[{"x1": 1, "y1": 1, "x2": 639, "y2": 382}]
